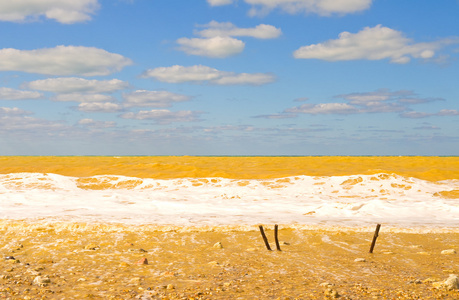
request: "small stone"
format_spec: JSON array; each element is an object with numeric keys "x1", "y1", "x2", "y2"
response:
[
  {"x1": 5, "y1": 256, "x2": 15, "y2": 260},
  {"x1": 213, "y1": 242, "x2": 223, "y2": 249},
  {"x1": 444, "y1": 274, "x2": 459, "y2": 290},
  {"x1": 320, "y1": 282, "x2": 334, "y2": 288},
  {"x1": 84, "y1": 244, "x2": 99, "y2": 250},
  {"x1": 324, "y1": 288, "x2": 339, "y2": 298},
  {"x1": 167, "y1": 284, "x2": 175, "y2": 290},
  {"x1": 33, "y1": 276, "x2": 51, "y2": 287},
  {"x1": 207, "y1": 261, "x2": 219, "y2": 266},
  {"x1": 77, "y1": 278, "x2": 86, "y2": 282},
  {"x1": 119, "y1": 262, "x2": 130, "y2": 267},
  {"x1": 136, "y1": 257, "x2": 148, "y2": 265},
  {"x1": 441, "y1": 249, "x2": 456, "y2": 255},
  {"x1": 130, "y1": 277, "x2": 141, "y2": 284},
  {"x1": 354, "y1": 258, "x2": 366, "y2": 262}
]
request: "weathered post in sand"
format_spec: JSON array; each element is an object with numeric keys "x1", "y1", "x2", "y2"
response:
[
  {"x1": 259, "y1": 225, "x2": 272, "y2": 251},
  {"x1": 274, "y1": 224, "x2": 281, "y2": 251},
  {"x1": 369, "y1": 223, "x2": 381, "y2": 253}
]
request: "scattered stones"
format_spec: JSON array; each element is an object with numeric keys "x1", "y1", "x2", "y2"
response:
[
  {"x1": 136, "y1": 257, "x2": 148, "y2": 265},
  {"x1": 213, "y1": 242, "x2": 223, "y2": 249},
  {"x1": 33, "y1": 275, "x2": 51, "y2": 287},
  {"x1": 441, "y1": 249, "x2": 456, "y2": 255},
  {"x1": 354, "y1": 258, "x2": 366, "y2": 262}
]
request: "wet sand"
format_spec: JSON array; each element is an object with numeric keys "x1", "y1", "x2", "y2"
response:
[{"x1": 1, "y1": 221, "x2": 458, "y2": 299}]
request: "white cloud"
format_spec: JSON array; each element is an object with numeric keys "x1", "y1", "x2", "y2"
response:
[
  {"x1": 142, "y1": 65, "x2": 275, "y2": 85},
  {"x1": 78, "y1": 118, "x2": 115, "y2": 128},
  {"x1": 196, "y1": 21, "x2": 281, "y2": 39},
  {"x1": 293, "y1": 25, "x2": 456, "y2": 63},
  {"x1": 245, "y1": 0, "x2": 372, "y2": 16},
  {"x1": 437, "y1": 109, "x2": 459, "y2": 116},
  {"x1": 207, "y1": 0, "x2": 234, "y2": 6},
  {"x1": 176, "y1": 36, "x2": 245, "y2": 58},
  {"x1": 0, "y1": 46, "x2": 132, "y2": 76},
  {"x1": 286, "y1": 103, "x2": 359, "y2": 114},
  {"x1": 274, "y1": 89, "x2": 451, "y2": 117},
  {"x1": 0, "y1": 0, "x2": 100, "y2": 24},
  {"x1": 120, "y1": 109, "x2": 202, "y2": 124},
  {"x1": 24, "y1": 77, "x2": 129, "y2": 93},
  {"x1": 123, "y1": 90, "x2": 191, "y2": 108},
  {"x1": 0, "y1": 106, "x2": 32, "y2": 116},
  {"x1": 54, "y1": 93, "x2": 115, "y2": 102},
  {"x1": 0, "y1": 87, "x2": 42, "y2": 100},
  {"x1": 78, "y1": 102, "x2": 123, "y2": 112}
]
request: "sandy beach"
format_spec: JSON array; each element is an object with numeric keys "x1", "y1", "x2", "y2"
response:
[{"x1": 1, "y1": 221, "x2": 458, "y2": 299}]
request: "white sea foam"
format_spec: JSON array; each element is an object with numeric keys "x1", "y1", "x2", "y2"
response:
[{"x1": 0, "y1": 173, "x2": 458, "y2": 228}]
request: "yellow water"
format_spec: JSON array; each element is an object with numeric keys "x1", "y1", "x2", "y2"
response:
[{"x1": 0, "y1": 156, "x2": 458, "y2": 182}]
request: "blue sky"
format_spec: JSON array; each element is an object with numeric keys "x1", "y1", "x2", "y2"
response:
[{"x1": 0, "y1": 0, "x2": 458, "y2": 155}]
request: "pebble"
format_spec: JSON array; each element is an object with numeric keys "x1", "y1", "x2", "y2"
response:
[
  {"x1": 444, "y1": 274, "x2": 459, "y2": 290},
  {"x1": 5, "y1": 256, "x2": 15, "y2": 260},
  {"x1": 324, "y1": 288, "x2": 339, "y2": 298},
  {"x1": 213, "y1": 242, "x2": 223, "y2": 249},
  {"x1": 136, "y1": 257, "x2": 149, "y2": 265},
  {"x1": 84, "y1": 244, "x2": 99, "y2": 250},
  {"x1": 166, "y1": 284, "x2": 175, "y2": 290},
  {"x1": 441, "y1": 249, "x2": 456, "y2": 255},
  {"x1": 33, "y1": 276, "x2": 51, "y2": 287},
  {"x1": 354, "y1": 258, "x2": 366, "y2": 262}
]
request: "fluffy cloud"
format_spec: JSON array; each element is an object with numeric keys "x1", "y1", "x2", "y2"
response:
[
  {"x1": 0, "y1": 87, "x2": 42, "y2": 100},
  {"x1": 142, "y1": 65, "x2": 275, "y2": 85},
  {"x1": 53, "y1": 93, "x2": 115, "y2": 102},
  {"x1": 293, "y1": 25, "x2": 456, "y2": 63},
  {"x1": 0, "y1": 46, "x2": 132, "y2": 76},
  {"x1": 0, "y1": 0, "x2": 100, "y2": 24},
  {"x1": 24, "y1": 77, "x2": 129, "y2": 93},
  {"x1": 78, "y1": 102, "x2": 122, "y2": 112},
  {"x1": 244, "y1": 0, "x2": 372, "y2": 16},
  {"x1": 123, "y1": 90, "x2": 191, "y2": 108},
  {"x1": 196, "y1": 21, "x2": 281, "y2": 39},
  {"x1": 120, "y1": 110, "x2": 202, "y2": 124},
  {"x1": 177, "y1": 36, "x2": 245, "y2": 58}
]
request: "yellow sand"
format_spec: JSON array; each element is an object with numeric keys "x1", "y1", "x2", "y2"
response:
[{"x1": 1, "y1": 221, "x2": 459, "y2": 299}]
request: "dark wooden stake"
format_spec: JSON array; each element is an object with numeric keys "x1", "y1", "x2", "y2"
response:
[
  {"x1": 259, "y1": 225, "x2": 272, "y2": 251},
  {"x1": 274, "y1": 224, "x2": 281, "y2": 251},
  {"x1": 369, "y1": 223, "x2": 381, "y2": 253}
]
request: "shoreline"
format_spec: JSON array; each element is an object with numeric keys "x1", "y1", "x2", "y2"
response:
[
  {"x1": 1, "y1": 220, "x2": 458, "y2": 299},
  {"x1": 2, "y1": 220, "x2": 459, "y2": 234}
]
